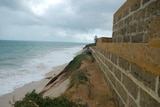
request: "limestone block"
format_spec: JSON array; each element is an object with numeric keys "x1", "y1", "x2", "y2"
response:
[
  {"x1": 122, "y1": 74, "x2": 139, "y2": 99},
  {"x1": 140, "y1": 89, "x2": 160, "y2": 107}
]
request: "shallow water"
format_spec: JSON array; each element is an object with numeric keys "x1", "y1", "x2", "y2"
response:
[{"x1": 0, "y1": 40, "x2": 85, "y2": 96}]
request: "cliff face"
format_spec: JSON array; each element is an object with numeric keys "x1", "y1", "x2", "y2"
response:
[
  {"x1": 40, "y1": 53, "x2": 116, "y2": 107},
  {"x1": 65, "y1": 55, "x2": 116, "y2": 107}
]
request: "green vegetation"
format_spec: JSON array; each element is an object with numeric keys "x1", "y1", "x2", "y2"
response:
[
  {"x1": 46, "y1": 53, "x2": 88, "y2": 87},
  {"x1": 14, "y1": 90, "x2": 79, "y2": 107},
  {"x1": 64, "y1": 52, "x2": 95, "y2": 73},
  {"x1": 64, "y1": 54, "x2": 87, "y2": 72},
  {"x1": 70, "y1": 69, "x2": 88, "y2": 88}
]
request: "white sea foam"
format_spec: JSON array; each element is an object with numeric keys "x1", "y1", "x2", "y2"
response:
[{"x1": 0, "y1": 45, "x2": 83, "y2": 96}]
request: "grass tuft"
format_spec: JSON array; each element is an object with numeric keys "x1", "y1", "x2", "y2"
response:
[
  {"x1": 64, "y1": 54, "x2": 87, "y2": 72},
  {"x1": 14, "y1": 90, "x2": 79, "y2": 107},
  {"x1": 70, "y1": 69, "x2": 88, "y2": 88}
]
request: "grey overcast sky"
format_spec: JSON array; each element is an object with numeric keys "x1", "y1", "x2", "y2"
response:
[{"x1": 0, "y1": 0, "x2": 125, "y2": 43}]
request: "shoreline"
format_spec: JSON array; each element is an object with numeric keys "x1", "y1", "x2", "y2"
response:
[{"x1": 0, "y1": 63, "x2": 68, "y2": 107}]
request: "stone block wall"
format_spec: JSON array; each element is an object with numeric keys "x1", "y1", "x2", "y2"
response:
[
  {"x1": 112, "y1": 0, "x2": 160, "y2": 43},
  {"x1": 90, "y1": 45, "x2": 160, "y2": 107},
  {"x1": 91, "y1": 0, "x2": 160, "y2": 106},
  {"x1": 97, "y1": 37, "x2": 112, "y2": 43}
]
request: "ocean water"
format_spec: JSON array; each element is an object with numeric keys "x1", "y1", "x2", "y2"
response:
[{"x1": 0, "y1": 40, "x2": 85, "y2": 96}]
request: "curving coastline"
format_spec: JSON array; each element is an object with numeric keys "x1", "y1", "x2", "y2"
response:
[{"x1": 0, "y1": 47, "x2": 116, "y2": 107}]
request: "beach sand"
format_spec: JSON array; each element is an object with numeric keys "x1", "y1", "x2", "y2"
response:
[{"x1": 0, "y1": 63, "x2": 68, "y2": 107}]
